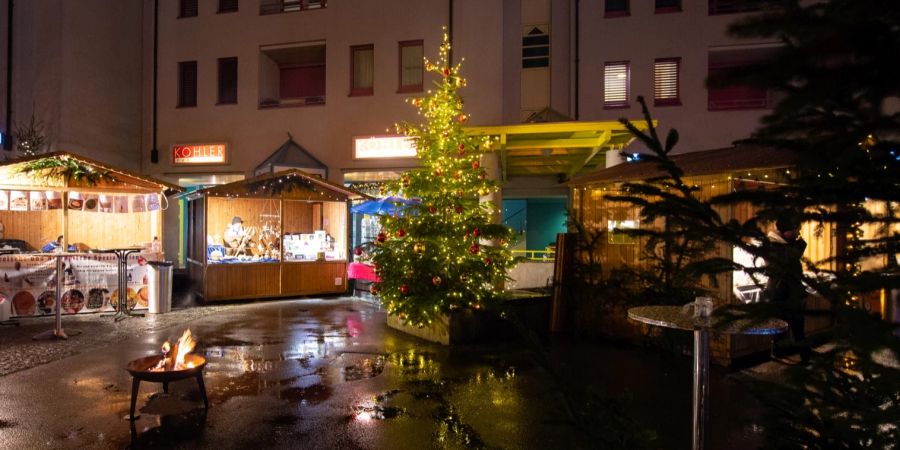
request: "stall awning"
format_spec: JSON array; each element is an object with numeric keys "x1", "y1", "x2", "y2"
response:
[
  {"x1": 0, "y1": 151, "x2": 183, "y2": 193},
  {"x1": 568, "y1": 145, "x2": 798, "y2": 187},
  {"x1": 196, "y1": 169, "x2": 368, "y2": 201},
  {"x1": 463, "y1": 120, "x2": 653, "y2": 181}
]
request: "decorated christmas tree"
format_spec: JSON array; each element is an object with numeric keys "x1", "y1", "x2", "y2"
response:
[{"x1": 371, "y1": 32, "x2": 516, "y2": 328}]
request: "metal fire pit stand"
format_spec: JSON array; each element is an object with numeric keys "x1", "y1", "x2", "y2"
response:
[
  {"x1": 92, "y1": 247, "x2": 145, "y2": 321},
  {"x1": 33, "y1": 254, "x2": 82, "y2": 340},
  {"x1": 126, "y1": 354, "x2": 209, "y2": 421}
]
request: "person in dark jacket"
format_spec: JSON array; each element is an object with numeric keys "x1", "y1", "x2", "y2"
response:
[{"x1": 764, "y1": 211, "x2": 810, "y2": 363}]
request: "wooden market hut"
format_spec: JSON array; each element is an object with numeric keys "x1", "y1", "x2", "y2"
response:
[
  {"x1": 568, "y1": 146, "x2": 838, "y2": 363},
  {"x1": 0, "y1": 151, "x2": 182, "y2": 252},
  {"x1": 186, "y1": 169, "x2": 367, "y2": 301}
]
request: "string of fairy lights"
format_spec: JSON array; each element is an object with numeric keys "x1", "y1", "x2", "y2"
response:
[{"x1": 370, "y1": 30, "x2": 515, "y2": 328}]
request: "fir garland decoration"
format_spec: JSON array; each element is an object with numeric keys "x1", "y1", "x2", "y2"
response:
[{"x1": 16, "y1": 155, "x2": 116, "y2": 186}]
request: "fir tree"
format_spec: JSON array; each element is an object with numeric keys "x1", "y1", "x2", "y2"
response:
[{"x1": 371, "y1": 32, "x2": 516, "y2": 327}]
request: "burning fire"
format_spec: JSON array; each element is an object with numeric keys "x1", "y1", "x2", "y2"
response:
[{"x1": 151, "y1": 329, "x2": 197, "y2": 371}]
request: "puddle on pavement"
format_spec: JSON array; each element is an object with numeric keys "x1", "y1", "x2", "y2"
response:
[
  {"x1": 279, "y1": 383, "x2": 333, "y2": 406},
  {"x1": 127, "y1": 409, "x2": 208, "y2": 449},
  {"x1": 341, "y1": 353, "x2": 386, "y2": 381}
]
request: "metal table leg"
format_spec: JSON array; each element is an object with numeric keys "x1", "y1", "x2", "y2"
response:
[{"x1": 692, "y1": 329, "x2": 710, "y2": 450}]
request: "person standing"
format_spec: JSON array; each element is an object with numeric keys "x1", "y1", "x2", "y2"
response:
[{"x1": 764, "y1": 211, "x2": 810, "y2": 363}]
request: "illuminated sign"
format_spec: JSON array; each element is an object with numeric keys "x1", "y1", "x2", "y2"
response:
[
  {"x1": 353, "y1": 136, "x2": 417, "y2": 159},
  {"x1": 172, "y1": 143, "x2": 228, "y2": 165}
]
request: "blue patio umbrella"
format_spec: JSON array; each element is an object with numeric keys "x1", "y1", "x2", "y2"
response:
[{"x1": 350, "y1": 196, "x2": 419, "y2": 216}]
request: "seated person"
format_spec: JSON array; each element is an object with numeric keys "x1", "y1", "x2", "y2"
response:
[
  {"x1": 223, "y1": 216, "x2": 254, "y2": 256},
  {"x1": 41, "y1": 235, "x2": 65, "y2": 253}
]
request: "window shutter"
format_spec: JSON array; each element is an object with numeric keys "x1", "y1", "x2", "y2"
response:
[
  {"x1": 603, "y1": 62, "x2": 629, "y2": 108},
  {"x1": 654, "y1": 58, "x2": 680, "y2": 105},
  {"x1": 218, "y1": 57, "x2": 238, "y2": 104},
  {"x1": 180, "y1": 0, "x2": 198, "y2": 17},
  {"x1": 178, "y1": 61, "x2": 197, "y2": 107},
  {"x1": 218, "y1": 0, "x2": 238, "y2": 13}
]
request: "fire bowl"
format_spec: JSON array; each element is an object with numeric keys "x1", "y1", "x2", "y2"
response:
[
  {"x1": 127, "y1": 354, "x2": 207, "y2": 382},
  {"x1": 125, "y1": 354, "x2": 209, "y2": 421}
]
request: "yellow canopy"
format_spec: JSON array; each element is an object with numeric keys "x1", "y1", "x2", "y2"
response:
[{"x1": 464, "y1": 120, "x2": 653, "y2": 181}]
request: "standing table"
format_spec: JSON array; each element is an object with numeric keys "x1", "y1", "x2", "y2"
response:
[
  {"x1": 92, "y1": 247, "x2": 145, "y2": 321},
  {"x1": 627, "y1": 306, "x2": 787, "y2": 450}
]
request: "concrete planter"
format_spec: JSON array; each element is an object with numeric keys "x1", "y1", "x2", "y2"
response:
[{"x1": 386, "y1": 294, "x2": 552, "y2": 345}]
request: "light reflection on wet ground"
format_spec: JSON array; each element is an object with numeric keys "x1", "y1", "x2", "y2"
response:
[{"x1": 0, "y1": 298, "x2": 767, "y2": 449}]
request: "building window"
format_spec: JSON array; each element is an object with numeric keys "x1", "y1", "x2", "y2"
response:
[
  {"x1": 350, "y1": 45, "x2": 374, "y2": 96},
  {"x1": 217, "y1": 57, "x2": 238, "y2": 104},
  {"x1": 260, "y1": 0, "x2": 327, "y2": 15},
  {"x1": 179, "y1": 0, "x2": 198, "y2": 18},
  {"x1": 708, "y1": 47, "x2": 774, "y2": 110},
  {"x1": 398, "y1": 40, "x2": 423, "y2": 93},
  {"x1": 605, "y1": 0, "x2": 629, "y2": 18},
  {"x1": 259, "y1": 42, "x2": 326, "y2": 107},
  {"x1": 654, "y1": 58, "x2": 681, "y2": 106},
  {"x1": 603, "y1": 61, "x2": 629, "y2": 109},
  {"x1": 708, "y1": 0, "x2": 760, "y2": 15},
  {"x1": 178, "y1": 61, "x2": 197, "y2": 107},
  {"x1": 655, "y1": 0, "x2": 681, "y2": 13},
  {"x1": 218, "y1": 0, "x2": 238, "y2": 13},
  {"x1": 522, "y1": 26, "x2": 550, "y2": 69}
]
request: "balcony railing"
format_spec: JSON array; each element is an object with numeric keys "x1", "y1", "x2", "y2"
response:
[{"x1": 260, "y1": 0, "x2": 326, "y2": 15}]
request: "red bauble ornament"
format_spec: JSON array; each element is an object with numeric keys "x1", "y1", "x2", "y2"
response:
[
  {"x1": 458, "y1": 143, "x2": 465, "y2": 156},
  {"x1": 472, "y1": 161, "x2": 480, "y2": 170},
  {"x1": 402, "y1": 176, "x2": 410, "y2": 188},
  {"x1": 455, "y1": 206, "x2": 464, "y2": 214},
  {"x1": 469, "y1": 243, "x2": 480, "y2": 254},
  {"x1": 354, "y1": 247, "x2": 363, "y2": 256},
  {"x1": 434, "y1": 169, "x2": 444, "y2": 177},
  {"x1": 397, "y1": 229, "x2": 406, "y2": 237},
  {"x1": 442, "y1": 67, "x2": 451, "y2": 77},
  {"x1": 485, "y1": 257, "x2": 493, "y2": 266},
  {"x1": 400, "y1": 284, "x2": 410, "y2": 295},
  {"x1": 428, "y1": 205, "x2": 437, "y2": 214},
  {"x1": 472, "y1": 227, "x2": 480, "y2": 237},
  {"x1": 457, "y1": 114, "x2": 467, "y2": 123},
  {"x1": 376, "y1": 232, "x2": 387, "y2": 243},
  {"x1": 414, "y1": 98, "x2": 422, "y2": 107},
  {"x1": 432, "y1": 276, "x2": 442, "y2": 286},
  {"x1": 370, "y1": 285, "x2": 379, "y2": 295}
]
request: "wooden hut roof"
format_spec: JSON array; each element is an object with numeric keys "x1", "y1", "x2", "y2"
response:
[
  {"x1": 569, "y1": 146, "x2": 799, "y2": 186},
  {"x1": 0, "y1": 151, "x2": 183, "y2": 193},
  {"x1": 196, "y1": 169, "x2": 368, "y2": 201}
]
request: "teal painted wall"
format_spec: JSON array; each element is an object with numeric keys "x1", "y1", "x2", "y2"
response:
[{"x1": 525, "y1": 198, "x2": 567, "y2": 250}]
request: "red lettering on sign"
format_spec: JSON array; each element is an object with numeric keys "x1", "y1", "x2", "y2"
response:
[{"x1": 172, "y1": 143, "x2": 227, "y2": 164}]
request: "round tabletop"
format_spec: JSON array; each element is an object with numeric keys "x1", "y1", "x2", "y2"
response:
[{"x1": 627, "y1": 305, "x2": 788, "y2": 336}]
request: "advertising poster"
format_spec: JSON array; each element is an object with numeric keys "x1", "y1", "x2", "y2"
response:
[
  {"x1": 0, "y1": 253, "x2": 155, "y2": 317},
  {"x1": 9, "y1": 191, "x2": 28, "y2": 211}
]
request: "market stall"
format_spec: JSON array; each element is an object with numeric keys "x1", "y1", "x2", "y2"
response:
[
  {"x1": 568, "y1": 146, "x2": 844, "y2": 364},
  {"x1": 0, "y1": 152, "x2": 182, "y2": 317},
  {"x1": 186, "y1": 170, "x2": 366, "y2": 301}
]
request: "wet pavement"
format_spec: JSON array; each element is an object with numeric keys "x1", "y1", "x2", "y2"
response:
[{"x1": 0, "y1": 297, "x2": 776, "y2": 449}]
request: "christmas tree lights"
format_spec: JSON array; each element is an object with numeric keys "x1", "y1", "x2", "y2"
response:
[{"x1": 371, "y1": 31, "x2": 516, "y2": 327}]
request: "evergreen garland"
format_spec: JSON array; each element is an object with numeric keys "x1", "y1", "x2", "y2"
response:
[{"x1": 16, "y1": 155, "x2": 116, "y2": 186}]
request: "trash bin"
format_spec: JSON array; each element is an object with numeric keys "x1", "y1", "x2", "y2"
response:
[{"x1": 148, "y1": 261, "x2": 174, "y2": 314}]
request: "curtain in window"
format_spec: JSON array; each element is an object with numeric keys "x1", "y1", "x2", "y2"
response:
[
  {"x1": 400, "y1": 44, "x2": 423, "y2": 88},
  {"x1": 353, "y1": 48, "x2": 374, "y2": 89}
]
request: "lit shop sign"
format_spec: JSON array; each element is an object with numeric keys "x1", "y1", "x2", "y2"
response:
[
  {"x1": 172, "y1": 143, "x2": 228, "y2": 165},
  {"x1": 353, "y1": 136, "x2": 417, "y2": 159}
]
